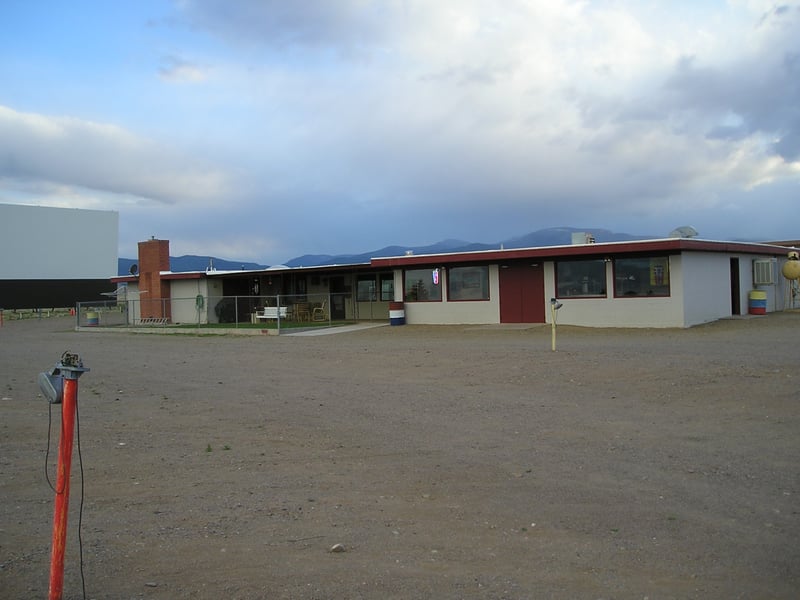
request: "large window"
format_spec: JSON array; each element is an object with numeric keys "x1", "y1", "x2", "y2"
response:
[
  {"x1": 614, "y1": 256, "x2": 670, "y2": 297},
  {"x1": 448, "y1": 266, "x2": 489, "y2": 301},
  {"x1": 556, "y1": 259, "x2": 607, "y2": 297},
  {"x1": 357, "y1": 272, "x2": 394, "y2": 301},
  {"x1": 404, "y1": 268, "x2": 442, "y2": 302},
  {"x1": 357, "y1": 275, "x2": 376, "y2": 301}
]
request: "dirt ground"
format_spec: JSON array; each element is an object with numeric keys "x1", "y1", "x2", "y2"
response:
[{"x1": 1, "y1": 313, "x2": 799, "y2": 599}]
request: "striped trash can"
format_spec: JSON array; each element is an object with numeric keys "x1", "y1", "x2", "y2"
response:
[
  {"x1": 389, "y1": 301, "x2": 405, "y2": 326},
  {"x1": 748, "y1": 290, "x2": 767, "y2": 315}
]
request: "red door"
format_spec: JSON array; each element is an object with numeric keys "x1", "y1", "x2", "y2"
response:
[{"x1": 499, "y1": 263, "x2": 545, "y2": 323}]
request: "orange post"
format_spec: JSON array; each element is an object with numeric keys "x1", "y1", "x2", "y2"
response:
[
  {"x1": 49, "y1": 376, "x2": 78, "y2": 600},
  {"x1": 41, "y1": 353, "x2": 88, "y2": 600}
]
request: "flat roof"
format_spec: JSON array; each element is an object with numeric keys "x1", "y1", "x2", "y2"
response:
[
  {"x1": 111, "y1": 237, "x2": 793, "y2": 284},
  {"x1": 370, "y1": 238, "x2": 790, "y2": 267}
]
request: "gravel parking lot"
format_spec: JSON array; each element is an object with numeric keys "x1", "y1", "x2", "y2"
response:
[{"x1": 1, "y1": 313, "x2": 799, "y2": 599}]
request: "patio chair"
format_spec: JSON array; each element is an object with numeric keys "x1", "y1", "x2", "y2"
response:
[
  {"x1": 312, "y1": 300, "x2": 327, "y2": 321},
  {"x1": 294, "y1": 302, "x2": 310, "y2": 321}
]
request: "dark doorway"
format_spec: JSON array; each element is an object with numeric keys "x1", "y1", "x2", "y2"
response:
[
  {"x1": 730, "y1": 258, "x2": 741, "y2": 315},
  {"x1": 329, "y1": 276, "x2": 347, "y2": 319},
  {"x1": 499, "y1": 263, "x2": 545, "y2": 323}
]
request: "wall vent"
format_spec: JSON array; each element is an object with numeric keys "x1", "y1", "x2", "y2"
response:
[{"x1": 753, "y1": 259, "x2": 776, "y2": 285}]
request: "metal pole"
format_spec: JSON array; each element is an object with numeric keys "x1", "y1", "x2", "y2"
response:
[
  {"x1": 42, "y1": 353, "x2": 89, "y2": 600},
  {"x1": 49, "y1": 376, "x2": 78, "y2": 600},
  {"x1": 549, "y1": 298, "x2": 562, "y2": 352}
]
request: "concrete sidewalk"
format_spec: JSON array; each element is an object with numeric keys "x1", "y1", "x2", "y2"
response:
[{"x1": 283, "y1": 322, "x2": 389, "y2": 336}]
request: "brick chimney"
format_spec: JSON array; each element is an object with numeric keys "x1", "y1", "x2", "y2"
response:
[{"x1": 138, "y1": 238, "x2": 171, "y2": 320}]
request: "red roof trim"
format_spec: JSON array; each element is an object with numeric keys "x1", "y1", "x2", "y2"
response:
[
  {"x1": 161, "y1": 272, "x2": 205, "y2": 280},
  {"x1": 111, "y1": 271, "x2": 204, "y2": 283}
]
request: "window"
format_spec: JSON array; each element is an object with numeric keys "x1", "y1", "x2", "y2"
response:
[
  {"x1": 614, "y1": 256, "x2": 670, "y2": 297},
  {"x1": 448, "y1": 266, "x2": 489, "y2": 301},
  {"x1": 379, "y1": 274, "x2": 394, "y2": 301},
  {"x1": 357, "y1": 272, "x2": 394, "y2": 301},
  {"x1": 753, "y1": 259, "x2": 775, "y2": 285},
  {"x1": 357, "y1": 276, "x2": 376, "y2": 301},
  {"x1": 404, "y1": 268, "x2": 442, "y2": 302},
  {"x1": 556, "y1": 259, "x2": 607, "y2": 297},
  {"x1": 295, "y1": 277, "x2": 306, "y2": 300}
]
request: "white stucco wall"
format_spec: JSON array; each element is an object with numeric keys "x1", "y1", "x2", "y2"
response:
[
  {"x1": 547, "y1": 257, "x2": 685, "y2": 328},
  {"x1": 171, "y1": 279, "x2": 210, "y2": 324},
  {"x1": 401, "y1": 265, "x2": 501, "y2": 324},
  {"x1": 125, "y1": 281, "x2": 141, "y2": 324},
  {"x1": 680, "y1": 253, "x2": 733, "y2": 326},
  {"x1": 205, "y1": 279, "x2": 225, "y2": 323},
  {"x1": 401, "y1": 258, "x2": 692, "y2": 328}
]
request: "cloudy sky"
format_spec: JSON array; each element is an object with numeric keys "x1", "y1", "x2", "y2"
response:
[{"x1": 1, "y1": 1, "x2": 798, "y2": 264}]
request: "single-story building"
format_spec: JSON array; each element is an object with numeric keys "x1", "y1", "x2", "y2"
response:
[{"x1": 111, "y1": 236, "x2": 798, "y2": 329}]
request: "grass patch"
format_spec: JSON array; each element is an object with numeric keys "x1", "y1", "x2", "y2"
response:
[{"x1": 173, "y1": 320, "x2": 357, "y2": 330}]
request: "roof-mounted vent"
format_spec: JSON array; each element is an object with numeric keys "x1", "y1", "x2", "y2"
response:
[{"x1": 669, "y1": 225, "x2": 698, "y2": 238}]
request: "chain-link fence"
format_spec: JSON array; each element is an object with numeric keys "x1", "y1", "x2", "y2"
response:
[{"x1": 76, "y1": 292, "x2": 391, "y2": 331}]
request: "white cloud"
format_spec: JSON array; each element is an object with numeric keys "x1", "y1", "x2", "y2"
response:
[
  {"x1": 159, "y1": 55, "x2": 210, "y2": 83},
  {"x1": 2, "y1": 1, "x2": 799, "y2": 263},
  {"x1": 0, "y1": 105, "x2": 231, "y2": 206}
]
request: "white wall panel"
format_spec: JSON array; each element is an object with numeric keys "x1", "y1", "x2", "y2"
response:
[{"x1": 0, "y1": 204, "x2": 118, "y2": 279}]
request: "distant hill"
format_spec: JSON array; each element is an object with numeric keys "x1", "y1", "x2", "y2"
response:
[
  {"x1": 118, "y1": 255, "x2": 267, "y2": 276},
  {"x1": 283, "y1": 228, "x2": 651, "y2": 267},
  {"x1": 118, "y1": 227, "x2": 652, "y2": 275}
]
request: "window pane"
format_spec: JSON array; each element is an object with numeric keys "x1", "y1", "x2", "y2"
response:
[
  {"x1": 448, "y1": 266, "x2": 489, "y2": 300},
  {"x1": 614, "y1": 257, "x2": 670, "y2": 297},
  {"x1": 404, "y1": 268, "x2": 442, "y2": 302},
  {"x1": 379, "y1": 274, "x2": 394, "y2": 301},
  {"x1": 556, "y1": 260, "x2": 606, "y2": 297},
  {"x1": 357, "y1": 276, "x2": 376, "y2": 301}
]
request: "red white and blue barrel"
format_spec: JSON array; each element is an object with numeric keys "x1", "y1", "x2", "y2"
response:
[{"x1": 389, "y1": 301, "x2": 405, "y2": 325}]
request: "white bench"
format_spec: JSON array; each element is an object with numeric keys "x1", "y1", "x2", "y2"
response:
[{"x1": 256, "y1": 306, "x2": 288, "y2": 320}]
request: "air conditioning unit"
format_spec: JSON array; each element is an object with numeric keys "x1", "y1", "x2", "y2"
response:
[
  {"x1": 571, "y1": 232, "x2": 595, "y2": 245},
  {"x1": 753, "y1": 259, "x2": 776, "y2": 285}
]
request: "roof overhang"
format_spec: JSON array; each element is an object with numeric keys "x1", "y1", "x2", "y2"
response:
[
  {"x1": 370, "y1": 238, "x2": 790, "y2": 267},
  {"x1": 203, "y1": 262, "x2": 373, "y2": 277},
  {"x1": 111, "y1": 271, "x2": 205, "y2": 284}
]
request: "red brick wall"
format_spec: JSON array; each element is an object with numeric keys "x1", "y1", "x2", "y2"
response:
[{"x1": 137, "y1": 239, "x2": 171, "y2": 320}]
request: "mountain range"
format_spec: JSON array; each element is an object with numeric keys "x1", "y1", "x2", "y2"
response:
[{"x1": 117, "y1": 227, "x2": 653, "y2": 275}]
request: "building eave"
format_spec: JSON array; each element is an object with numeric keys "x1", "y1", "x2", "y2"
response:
[{"x1": 370, "y1": 238, "x2": 790, "y2": 267}]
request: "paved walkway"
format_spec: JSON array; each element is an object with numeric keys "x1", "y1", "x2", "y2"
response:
[{"x1": 283, "y1": 322, "x2": 389, "y2": 336}]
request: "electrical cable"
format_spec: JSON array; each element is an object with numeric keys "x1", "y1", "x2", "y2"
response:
[
  {"x1": 75, "y1": 393, "x2": 87, "y2": 600},
  {"x1": 45, "y1": 402, "x2": 59, "y2": 493}
]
